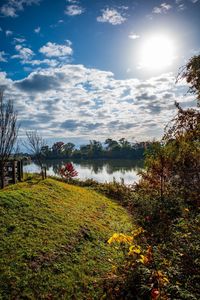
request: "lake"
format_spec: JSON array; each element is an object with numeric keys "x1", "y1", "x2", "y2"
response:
[{"x1": 24, "y1": 159, "x2": 144, "y2": 184}]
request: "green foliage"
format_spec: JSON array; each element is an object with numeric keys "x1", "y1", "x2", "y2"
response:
[{"x1": 34, "y1": 138, "x2": 152, "y2": 160}]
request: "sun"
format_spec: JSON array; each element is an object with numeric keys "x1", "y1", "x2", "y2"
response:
[{"x1": 139, "y1": 34, "x2": 176, "y2": 70}]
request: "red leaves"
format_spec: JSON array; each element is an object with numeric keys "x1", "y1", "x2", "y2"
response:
[
  {"x1": 59, "y1": 162, "x2": 78, "y2": 180},
  {"x1": 151, "y1": 288, "x2": 160, "y2": 299}
]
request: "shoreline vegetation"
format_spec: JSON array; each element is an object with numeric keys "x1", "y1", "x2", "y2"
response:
[{"x1": 18, "y1": 138, "x2": 151, "y2": 162}]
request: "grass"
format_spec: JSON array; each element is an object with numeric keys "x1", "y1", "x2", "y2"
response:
[{"x1": 0, "y1": 178, "x2": 134, "y2": 299}]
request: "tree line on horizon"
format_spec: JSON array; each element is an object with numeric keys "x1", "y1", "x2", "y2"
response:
[{"x1": 37, "y1": 138, "x2": 153, "y2": 160}]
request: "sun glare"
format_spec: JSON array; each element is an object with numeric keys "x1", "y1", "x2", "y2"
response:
[{"x1": 139, "y1": 34, "x2": 176, "y2": 70}]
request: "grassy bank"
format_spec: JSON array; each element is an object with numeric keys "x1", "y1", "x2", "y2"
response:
[{"x1": 0, "y1": 178, "x2": 134, "y2": 299}]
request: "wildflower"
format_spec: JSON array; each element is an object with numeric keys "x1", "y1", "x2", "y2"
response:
[
  {"x1": 138, "y1": 254, "x2": 149, "y2": 264},
  {"x1": 108, "y1": 233, "x2": 133, "y2": 245},
  {"x1": 151, "y1": 288, "x2": 160, "y2": 299},
  {"x1": 137, "y1": 246, "x2": 152, "y2": 264},
  {"x1": 128, "y1": 245, "x2": 141, "y2": 255}
]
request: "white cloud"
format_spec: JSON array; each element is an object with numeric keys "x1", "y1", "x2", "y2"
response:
[
  {"x1": 66, "y1": 0, "x2": 79, "y2": 3},
  {"x1": 174, "y1": 0, "x2": 198, "y2": 11},
  {"x1": 39, "y1": 42, "x2": 73, "y2": 58},
  {"x1": 12, "y1": 44, "x2": 35, "y2": 61},
  {"x1": 0, "y1": 0, "x2": 42, "y2": 18},
  {"x1": 50, "y1": 19, "x2": 64, "y2": 28},
  {"x1": 34, "y1": 26, "x2": 40, "y2": 33},
  {"x1": 178, "y1": 3, "x2": 186, "y2": 10},
  {"x1": 5, "y1": 30, "x2": 13, "y2": 36},
  {"x1": 13, "y1": 37, "x2": 26, "y2": 43},
  {"x1": 66, "y1": 0, "x2": 79, "y2": 4},
  {"x1": 10, "y1": 41, "x2": 72, "y2": 66},
  {"x1": 65, "y1": 5, "x2": 84, "y2": 16},
  {"x1": 152, "y1": 3, "x2": 172, "y2": 14},
  {"x1": 129, "y1": 33, "x2": 140, "y2": 40},
  {"x1": 0, "y1": 51, "x2": 7, "y2": 62},
  {"x1": 24, "y1": 58, "x2": 59, "y2": 67},
  {"x1": 1, "y1": 5, "x2": 17, "y2": 17},
  {"x1": 97, "y1": 8, "x2": 126, "y2": 25},
  {"x1": 175, "y1": 0, "x2": 186, "y2": 10},
  {"x1": 2, "y1": 63, "x2": 192, "y2": 142}
]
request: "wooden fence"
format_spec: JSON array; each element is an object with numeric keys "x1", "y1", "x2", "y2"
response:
[{"x1": 0, "y1": 160, "x2": 23, "y2": 189}]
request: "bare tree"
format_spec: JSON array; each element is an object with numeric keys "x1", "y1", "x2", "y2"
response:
[
  {"x1": 24, "y1": 131, "x2": 47, "y2": 179},
  {"x1": 0, "y1": 91, "x2": 19, "y2": 188}
]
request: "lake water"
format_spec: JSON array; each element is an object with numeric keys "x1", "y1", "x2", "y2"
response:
[{"x1": 24, "y1": 159, "x2": 144, "y2": 185}]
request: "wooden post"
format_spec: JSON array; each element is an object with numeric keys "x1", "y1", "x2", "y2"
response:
[
  {"x1": 17, "y1": 161, "x2": 22, "y2": 182},
  {"x1": 20, "y1": 160, "x2": 23, "y2": 180},
  {"x1": 12, "y1": 161, "x2": 17, "y2": 184},
  {"x1": 0, "y1": 162, "x2": 5, "y2": 189},
  {"x1": 44, "y1": 167, "x2": 47, "y2": 179}
]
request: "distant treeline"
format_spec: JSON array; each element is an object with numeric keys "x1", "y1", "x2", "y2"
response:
[{"x1": 38, "y1": 138, "x2": 152, "y2": 160}]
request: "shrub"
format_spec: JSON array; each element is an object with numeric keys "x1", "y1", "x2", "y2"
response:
[{"x1": 59, "y1": 162, "x2": 78, "y2": 181}]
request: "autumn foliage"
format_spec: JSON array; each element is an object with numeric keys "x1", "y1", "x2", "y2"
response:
[
  {"x1": 59, "y1": 162, "x2": 78, "y2": 181},
  {"x1": 105, "y1": 55, "x2": 200, "y2": 299}
]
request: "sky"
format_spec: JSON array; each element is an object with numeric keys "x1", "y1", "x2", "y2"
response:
[{"x1": 0, "y1": 0, "x2": 199, "y2": 146}]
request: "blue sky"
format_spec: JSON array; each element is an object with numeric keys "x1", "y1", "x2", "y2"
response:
[{"x1": 0, "y1": 0, "x2": 199, "y2": 145}]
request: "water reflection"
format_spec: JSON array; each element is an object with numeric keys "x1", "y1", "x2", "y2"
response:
[{"x1": 24, "y1": 159, "x2": 143, "y2": 184}]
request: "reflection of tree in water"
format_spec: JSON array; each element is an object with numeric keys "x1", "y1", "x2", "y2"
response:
[
  {"x1": 34, "y1": 159, "x2": 70, "y2": 175},
  {"x1": 105, "y1": 160, "x2": 144, "y2": 174},
  {"x1": 52, "y1": 161, "x2": 64, "y2": 175},
  {"x1": 33, "y1": 159, "x2": 144, "y2": 176},
  {"x1": 74, "y1": 160, "x2": 104, "y2": 174}
]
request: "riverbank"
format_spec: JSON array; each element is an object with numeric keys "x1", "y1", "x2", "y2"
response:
[{"x1": 0, "y1": 177, "x2": 134, "y2": 299}]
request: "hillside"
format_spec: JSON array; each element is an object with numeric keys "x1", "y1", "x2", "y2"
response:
[{"x1": 0, "y1": 178, "x2": 133, "y2": 299}]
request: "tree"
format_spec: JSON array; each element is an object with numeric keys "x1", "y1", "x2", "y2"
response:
[
  {"x1": 63, "y1": 142, "x2": 75, "y2": 157},
  {"x1": 89, "y1": 140, "x2": 103, "y2": 158},
  {"x1": 79, "y1": 144, "x2": 91, "y2": 158},
  {"x1": 0, "y1": 91, "x2": 19, "y2": 188},
  {"x1": 163, "y1": 103, "x2": 200, "y2": 206},
  {"x1": 41, "y1": 145, "x2": 51, "y2": 157},
  {"x1": 52, "y1": 142, "x2": 65, "y2": 157},
  {"x1": 105, "y1": 138, "x2": 121, "y2": 158},
  {"x1": 24, "y1": 131, "x2": 47, "y2": 179},
  {"x1": 59, "y1": 162, "x2": 78, "y2": 181},
  {"x1": 177, "y1": 54, "x2": 200, "y2": 106}
]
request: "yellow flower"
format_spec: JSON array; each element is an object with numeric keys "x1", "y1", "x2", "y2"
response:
[
  {"x1": 138, "y1": 255, "x2": 149, "y2": 264},
  {"x1": 108, "y1": 233, "x2": 133, "y2": 244},
  {"x1": 128, "y1": 245, "x2": 141, "y2": 255}
]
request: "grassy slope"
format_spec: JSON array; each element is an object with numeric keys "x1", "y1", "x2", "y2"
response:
[{"x1": 0, "y1": 178, "x2": 133, "y2": 300}]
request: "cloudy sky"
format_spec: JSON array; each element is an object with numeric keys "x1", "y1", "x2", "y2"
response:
[{"x1": 0, "y1": 0, "x2": 199, "y2": 145}]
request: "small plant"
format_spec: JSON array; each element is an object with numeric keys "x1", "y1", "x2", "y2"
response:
[{"x1": 59, "y1": 162, "x2": 78, "y2": 181}]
